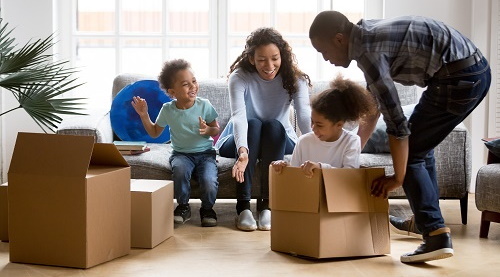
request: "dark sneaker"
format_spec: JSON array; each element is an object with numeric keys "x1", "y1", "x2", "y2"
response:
[
  {"x1": 200, "y1": 207, "x2": 217, "y2": 227},
  {"x1": 389, "y1": 215, "x2": 423, "y2": 239},
  {"x1": 401, "y1": 227, "x2": 454, "y2": 263},
  {"x1": 174, "y1": 204, "x2": 191, "y2": 224}
]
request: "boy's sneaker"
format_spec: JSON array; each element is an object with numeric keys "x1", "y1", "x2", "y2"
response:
[
  {"x1": 174, "y1": 204, "x2": 191, "y2": 224},
  {"x1": 389, "y1": 215, "x2": 423, "y2": 239},
  {"x1": 401, "y1": 227, "x2": 454, "y2": 263},
  {"x1": 200, "y1": 207, "x2": 217, "y2": 227}
]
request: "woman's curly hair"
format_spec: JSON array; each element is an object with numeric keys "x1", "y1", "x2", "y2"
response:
[
  {"x1": 311, "y1": 74, "x2": 378, "y2": 124},
  {"x1": 229, "y1": 27, "x2": 311, "y2": 100}
]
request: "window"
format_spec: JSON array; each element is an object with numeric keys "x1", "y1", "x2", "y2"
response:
[{"x1": 60, "y1": 0, "x2": 365, "y2": 111}]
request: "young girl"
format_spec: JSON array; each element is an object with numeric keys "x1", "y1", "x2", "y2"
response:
[
  {"x1": 272, "y1": 75, "x2": 377, "y2": 176},
  {"x1": 132, "y1": 59, "x2": 220, "y2": 227}
]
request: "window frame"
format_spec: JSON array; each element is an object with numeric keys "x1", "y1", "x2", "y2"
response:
[{"x1": 55, "y1": 0, "x2": 382, "y2": 81}]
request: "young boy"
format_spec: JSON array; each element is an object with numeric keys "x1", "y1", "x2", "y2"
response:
[{"x1": 132, "y1": 59, "x2": 220, "y2": 227}]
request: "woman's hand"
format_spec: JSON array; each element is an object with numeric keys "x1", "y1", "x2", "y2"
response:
[
  {"x1": 131, "y1": 96, "x2": 148, "y2": 116},
  {"x1": 370, "y1": 175, "x2": 403, "y2": 199},
  {"x1": 232, "y1": 152, "x2": 249, "y2": 183},
  {"x1": 271, "y1": 160, "x2": 288, "y2": 174},
  {"x1": 300, "y1": 160, "x2": 320, "y2": 178}
]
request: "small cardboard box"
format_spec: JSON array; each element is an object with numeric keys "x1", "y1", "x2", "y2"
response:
[
  {"x1": 8, "y1": 132, "x2": 131, "y2": 268},
  {"x1": 270, "y1": 166, "x2": 390, "y2": 259},
  {"x1": 0, "y1": 183, "x2": 7, "y2": 242},
  {"x1": 131, "y1": 179, "x2": 174, "y2": 248}
]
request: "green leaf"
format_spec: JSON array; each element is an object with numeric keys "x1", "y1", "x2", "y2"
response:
[{"x1": 0, "y1": 15, "x2": 87, "y2": 133}]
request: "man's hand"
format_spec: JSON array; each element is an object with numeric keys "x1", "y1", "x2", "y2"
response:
[
  {"x1": 300, "y1": 160, "x2": 320, "y2": 178},
  {"x1": 232, "y1": 152, "x2": 249, "y2": 183},
  {"x1": 271, "y1": 160, "x2": 288, "y2": 174},
  {"x1": 371, "y1": 175, "x2": 403, "y2": 199}
]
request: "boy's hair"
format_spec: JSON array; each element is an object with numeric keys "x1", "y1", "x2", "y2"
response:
[
  {"x1": 158, "y1": 59, "x2": 191, "y2": 96},
  {"x1": 311, "y1": 75, "x2": 377, "y2": 124}
]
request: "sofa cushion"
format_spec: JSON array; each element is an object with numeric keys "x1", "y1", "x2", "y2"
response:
[{"x1": 362, "y1": 104, "x2": 416, "y2": 153}]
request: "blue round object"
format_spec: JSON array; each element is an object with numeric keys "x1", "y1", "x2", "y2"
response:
[{"x1": 110, "y1": 80, "x2": 171, "y2": 143}]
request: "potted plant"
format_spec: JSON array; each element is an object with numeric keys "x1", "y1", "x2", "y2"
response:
[{"x1": 0, "y1": 16, "x2": 85, "y2": 133}]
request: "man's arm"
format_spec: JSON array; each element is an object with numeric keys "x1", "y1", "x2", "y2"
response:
[{"x1": 371, "y1": 134, "x2": 408, "y2": 198}]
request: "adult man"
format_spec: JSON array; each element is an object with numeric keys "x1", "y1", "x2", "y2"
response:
[{"x1": 309, "y1": 11, "x2": 491, "y2": 263}]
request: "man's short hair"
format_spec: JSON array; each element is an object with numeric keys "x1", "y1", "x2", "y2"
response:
[{"x1": 309, "y1": 10, "x2": 353, "y2": 39}]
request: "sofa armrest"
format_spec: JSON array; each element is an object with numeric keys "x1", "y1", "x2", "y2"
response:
[{"x1": 56, "y1": 112, "x2": 114, "y2": 143}]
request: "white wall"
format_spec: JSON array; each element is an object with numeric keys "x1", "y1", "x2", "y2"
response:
[
  {"x1": 383, "y1": 0, "x2": 491, "y2": 192},
  {"x1": 0, "y1": 0, "x2": 54, "y2": 182}
]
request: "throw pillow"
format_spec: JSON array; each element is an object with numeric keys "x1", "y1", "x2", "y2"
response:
[
  {"x1": 362, "y1": 104, "x2": 416, "y2": 153},
  {"x1": 484, "y1": 138, "x2": 500, "y2": 159},
  {"x1": 110, "y1": 80, "x2": 171, "y2": 143}
]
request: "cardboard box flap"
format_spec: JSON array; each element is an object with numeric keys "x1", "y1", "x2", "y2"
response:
[
  {"x1": 270, "y1": 166, "x2": 322, "y2": 213},
  {"x1": 322, "y1": 168, "x2": 387, "y2": 213},
  {"x1": 91, "y1": 143, "x2": 129, "y2": 167},
  {"x1": 9, "y1": 132, "x2": 94, "y2": 177}
]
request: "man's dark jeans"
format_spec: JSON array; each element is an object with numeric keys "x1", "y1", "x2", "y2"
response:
[{"x1": 405, "y1": 56, "x2": 491, "y2": 234}]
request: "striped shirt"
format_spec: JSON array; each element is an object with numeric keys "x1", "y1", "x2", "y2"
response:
[{"x1": 349, "y1": 16, "x2": 477, "y2": 138}]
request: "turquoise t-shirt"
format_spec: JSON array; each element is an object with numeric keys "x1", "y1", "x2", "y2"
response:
[{"x1": 156, "y1": 97, "x2": 218, "y2": 153}]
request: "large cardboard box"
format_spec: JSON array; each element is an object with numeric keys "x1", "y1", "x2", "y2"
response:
[
  {"x1": 0, "y1": 183, "x2": 7, "y2": 242},
  {"x1": 270, "y1": 167, "x2": 390, "y2": 259},
  {"x1": 131, "y1": 179, "x2": 174, "y2": 248},
  {"x1": 8, "y1": 132, "x2": 131, "y2": 268}
]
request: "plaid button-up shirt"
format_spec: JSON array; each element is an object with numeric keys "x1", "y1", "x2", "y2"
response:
[{"x1": 349, "y1": 16, "x2": 477, "y2": 138}]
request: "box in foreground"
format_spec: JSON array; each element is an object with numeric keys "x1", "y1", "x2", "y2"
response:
[
  {"x1": 0, "y1": 183, "x2": 7, "y2": 242},
  {"x1": 270, "y1": 167, "x2": 390, "y2": 259},
  {"x1": 131, "y1": 179, "x2": 174, "y2": 248},
  {"x1": 8, "y1": 132, "x2": 131, "y2": 268}
]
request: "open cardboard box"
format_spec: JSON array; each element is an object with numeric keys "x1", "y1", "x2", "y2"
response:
[
  {"x1": 0, "y1": 183, "x2": 7, "y2": 242},
  {"x1": 8, "y1": 132, "x2": 131, "y2": 268},
  {"x1": 270, "y1": 166, "x2": 390, "y2": 259}
]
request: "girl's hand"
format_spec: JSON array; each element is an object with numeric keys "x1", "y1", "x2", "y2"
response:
[
  {"x1": 131, "y1": 96, "x2": 148, "y2": 116},
  {"x1": 300, "y1": 160, "x2": 320, "y2": 178},
  {"x1": 271, "y1": 160, "x2": 288, "y2": 174},
  {"x1": 232, "y1": 152, "x2": 249, "y2": 183}
]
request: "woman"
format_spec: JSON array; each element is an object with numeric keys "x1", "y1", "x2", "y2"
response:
[{"x1": 215, "y1": 27, "x2": 312, "y2": 231}]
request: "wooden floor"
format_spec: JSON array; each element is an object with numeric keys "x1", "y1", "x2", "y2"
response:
[{"x1": 1, "y1": 196, "x2": 499, "y2": 276}]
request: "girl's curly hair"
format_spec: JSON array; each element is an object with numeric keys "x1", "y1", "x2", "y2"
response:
[
  {"x1": 311, "y1": 74, "x2": 378, "y2": 124},
  {"x1": 229, "y1": 27, "x2": 311, "y2": 100}
]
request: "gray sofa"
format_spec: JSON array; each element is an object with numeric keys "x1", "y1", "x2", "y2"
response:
[{"x1": 57, "y1": 73, "x2": 471, "y2": 224}]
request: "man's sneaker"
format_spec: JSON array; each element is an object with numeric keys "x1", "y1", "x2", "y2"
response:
[
  {"x1": 258, "y1": 209, "x2": 271, "y2": 231},
  {"x1": 200, "y1": 207, "x2": 217, "y2": 227},
  {"x1": 389, "y1": 215, "x2": 423, "y2": 239},
  {"x1": 401, "y1": 227, "x2": 454, "y2": 263},
  {"x1": 174, "y1": 204, "x2": 191, "y2": 224},
  {"x1": 235, "y1": 209, "x2": 257, "y2": 231}
]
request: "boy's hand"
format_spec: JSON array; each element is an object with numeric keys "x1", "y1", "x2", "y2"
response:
[
  {"x1": 271, "y1": 160, "x2": 288, "y2": 174},
  {"x1": 199, "y1": 116, "x2": 209, "y2": 135},
  {"x1": 300, "y1": 160, "x2": 320, "y2": 178},
  {"x1": 131, "y1": 96, "x2": 148, "y2": 116}
]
